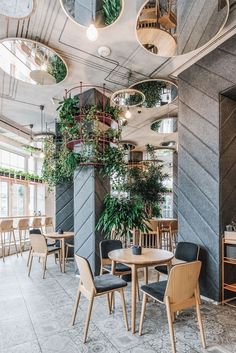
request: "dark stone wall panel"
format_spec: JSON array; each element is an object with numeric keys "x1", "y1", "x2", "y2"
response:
[{"x1": 56, "y1": 182, "x2": 74, "y2": 232}]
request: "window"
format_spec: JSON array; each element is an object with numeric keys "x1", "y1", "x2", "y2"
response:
[
  {"x1": 161, "y1": 193, "x2": 173, "y2": 218},
  {"x1": 0, "y1": 149, "x2": 25, "y2": 171},
  {"x1": 29, "y1": 184, "x2": 36, "y2": 215},
  {"x1": 0, "y1": 181, "x2": 8, "y2": 216},
  {"x1": 12, "y1": 183, "x2": 25, "y2": 216},
  {"x1": 37, "y1": 184, "x2": 45, "y2": 215}
]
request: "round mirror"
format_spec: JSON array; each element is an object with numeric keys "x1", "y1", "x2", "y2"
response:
[
  {"x1": 0, "y1": 0, "x2": 34, "y2": 19},
  {"x1": 160, "y1": 140, "x2": 176, "y2": 147},
  {"x1": 151, "y1": 117, "x2": 178, "y2": 133},
  {"x1": 121, "y1": 141, "x2": 136, "y2": 150},
  {"x1": 0, "y1": 38, "x2": 68, "y2": 85},
  {"x1": 60, "y1": 0, "x2": 123, "y2": 28},
  {"x1": 130, "y1": 80, "x2": 178, "y2": 108},
  {"x1": 136, "y1": 0, "x2": 229, "y2": 57},
  {"x1": 154, "y1": 147, "x2": 175, "y2": 156},
  {"x1": 111, "y1": 89, "x2": 145, "y2": 107}
]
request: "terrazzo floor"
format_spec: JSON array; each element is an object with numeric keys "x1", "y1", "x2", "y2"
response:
[{"x1": 0, "y1": 254, "x2": 236, "y2": 353}]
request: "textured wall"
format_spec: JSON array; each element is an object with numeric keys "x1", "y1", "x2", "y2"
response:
[
  {"x1": 74, "y1": 166, "x2": 110, "y2": 275},
  {"x1": 173, "y1": 151, "x2": 178, "y2": 219},
  {"x1": 55, "y1": 182, "x2": 74, "y2": 232},
  {"x1": 178, "y1": 35, "x2": 236, "y2": 301}
]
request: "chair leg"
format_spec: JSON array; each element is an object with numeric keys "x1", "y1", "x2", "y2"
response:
[
  {"x1": 195, "y1": 297, "x2": 206, "y2": 349},
  {"x1": 19, "y1": 230, "x2": 23, "y2": 256},
  {"x1": 156, "y1": 271, "x2": 160, "y2": 282},
  {"x1": 27, "y1": 247, "x2": 32, "y2": 267},
  {"x1": 119, "y1": 289, "x2": 129, "y2": 331},
  {"x1": 166, "y1": 297, "x2": 176, "y2": 353},
  {"x1": 83, "y1": 295, "x2": 94, "y2": 343},
  {"x1": 65, "y1": 245, "x2": 69, "y2": 263},
  {"x1": 71, "y1": 285, "x2": 82, "y2": 326},
  {"x1": 136, "y1": 272, "x2": 141, "y2": 301},
  {"x1": 58, "y1": 250, "x2": 62, "y2": 272},
  {"x1": 42, "y1": 256, "x2": 47, "y2": 279},
  {"x1": 12, "y1": 230, "x2": 18, "y2": 257},
  {"x1": 28, "y1": 254, "x2": 33, "y2": 276},
  {"x1": 8, "y1": 231, "x2": 12, "y2": 256},
  {"x1": 139, "y1": 293, "x2": 147, "y2": 336},
  {"x1": 0, "y1": 232, "x2": 5, "y2": 262},
  {"x1": 107, "y1": 293, "x2": 112, "y2": 314}
]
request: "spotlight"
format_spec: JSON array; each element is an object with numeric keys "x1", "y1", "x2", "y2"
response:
[{"x1": 86, "y1": 24, "x2": 98, "y2": 41}]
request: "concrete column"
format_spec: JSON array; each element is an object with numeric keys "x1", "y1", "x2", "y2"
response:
[{"x1": 172, "y1": 151, "x2": 178, "y2": 219}]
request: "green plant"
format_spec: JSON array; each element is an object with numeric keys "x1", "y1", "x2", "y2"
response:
[
  {"x1": 99, "y1": 145, "x2": 126, "y2": 177},
  {"x1": 57, "y1": 96, "x2": 80, "y2": 135},
  {"x1": 23, "y1": 145, "x2": 41, "y2": 153},
  {"x1": 102, "y1": 0, "x2": 121, "y2": 25},
  {"x1": 48, "y1": 55, "x2": 67, "y2": 83},
  {"x1": 0, "y1": 167, "x2": 43, "y2": 182},
  {"x1": 96, "y1": 195, "x2": 150, "y2": 238},
  {"x1": 133, "y1": 81, "x2": 166, "y2": 108}
]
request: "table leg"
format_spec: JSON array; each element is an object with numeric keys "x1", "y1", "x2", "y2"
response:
[
  {"x1": 131, "y1": 264, "x2": 137, "y2": 333},
  {"x1": 144, "y1": 266, "x2": 148, "y2": 285},
  {"x1": 61, "y1": 238, "x2": 65, "y2": 273}
]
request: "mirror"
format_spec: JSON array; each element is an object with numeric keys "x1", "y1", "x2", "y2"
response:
[
  {"x1": 0, "y1": 0, "x2": 34, "y2": 19},
  {"x1": 151, "y1": 117, "x2": 178, "y2": 133},
  {"x1": 0, "y1": 39, "x2": 67, "y2": 85},
  {"x1": 136, "y1": 0, "x2": 229, "y2": 57},
  {"x1": 60, "y1": 0, "x2": 123, "y2": 28},
  {"x1": 130, "y1": 80, "x2": 178, "y2": 108},
  {"x1": 111, "y1": 89, "x2": 145, "y2": 107},
  {"x1": 160, "y1": 140, "x2": 176, "y2": 147},
  {"x1": 154, "y1": 147, "x2": 175, "y2": 156}
]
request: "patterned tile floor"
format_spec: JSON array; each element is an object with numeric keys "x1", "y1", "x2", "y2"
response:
[{"x1": 0, "y1": 254, "x2": 236, "y2": 353}]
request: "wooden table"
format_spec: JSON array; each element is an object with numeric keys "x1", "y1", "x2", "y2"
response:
[
  {"x1": 45, "y1": 232, "x2": 74, "y2": 273},
  {"x1": 109, "y1": 248, "x2": 174, "y2": 333}
]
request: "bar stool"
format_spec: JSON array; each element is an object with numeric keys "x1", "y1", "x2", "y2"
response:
[
  {"x1": 17, "y1": 218, "x2": 29, "y2": 254},
  {"x1": 30, "y1": 217, "x2": 43, "y2": 234},
  {"x1": 0, "y1": 219, "x2": 18, "y2": 261},
  {"x1": 43, "y1": 217, "x2": 54, "y2": 233},
  {"x1": 158, "y1": 220, "x2": 172, "y2": 251}
]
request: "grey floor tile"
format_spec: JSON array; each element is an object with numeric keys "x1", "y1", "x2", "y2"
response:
[{"x1": 1, "y1": 340, "x2": 41, "y2": 353}]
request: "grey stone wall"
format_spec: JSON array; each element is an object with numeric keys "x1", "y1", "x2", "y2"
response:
[
  {"x1": 55, "y1": 182, "x2": 74, "y2": 232},
  {"x1": 173, "y1": 151, "x2": 178, "y2": 219},
  {"x1": 74, "y1": 166, "x2": 110, "y2": 275},
  {"x1": 178, "y1": 35, "x2": 236, "y2": 301}
]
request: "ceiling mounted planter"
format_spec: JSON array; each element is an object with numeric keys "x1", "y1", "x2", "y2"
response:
[
  {"x1": 0, "y1": 38, "x2": 68, "y2": 85},
  {"x1": 0, "y1": 0, "x2": 35, "y2": 19},
  {"x1": 130, "y1": 79, "x2": 178, "y2": 108},
  {"x1": 111, "y1": 88, "x2": 145, "y2": 107},
  {"x1": 136, "y1": 0, "x2": 229, "y2": 57},
  {"x1": 151, "y1": 117, "x2": 178, "y2": 133},
  {"x1": 60, "y1": 0, "x2": 123, "y2": 28}
]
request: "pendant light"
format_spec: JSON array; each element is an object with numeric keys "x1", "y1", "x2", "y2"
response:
[
  {"x1": 34, "y1": 105, "x2": 55, "y2": 141},
  {"x1": 86, "y1": 0, "x2": 98, "y2": 41}
]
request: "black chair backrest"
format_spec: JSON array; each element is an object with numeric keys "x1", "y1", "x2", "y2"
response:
[
  {"x1": 100, "y1": 240, "x2": 123, "y2": 259},
  {"x1": 175, "y1": 242, "x2": 199, "y2": 262},
  {"x1": 30, "y1": 228, "x2": 41, "y2": 235}
]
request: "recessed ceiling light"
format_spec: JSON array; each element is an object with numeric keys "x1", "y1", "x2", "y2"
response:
[{"x1": 98, "y1": 46, "x2": 111, "y2": 57}]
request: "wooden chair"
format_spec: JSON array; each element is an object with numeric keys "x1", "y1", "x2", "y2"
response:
[
  {"x1": 158, "y1": 220, "x2": 172, "y2": 250},
  {"x1": 28, "y1": 232, "x2": 62, "y2": 278},
  {"x1": 43, "y1": 217, "x2": 54, "y2": 233},
  {"x1": 170, "y1": 220, "x2": 178, "y2": 252},
  {"x1": 99, "y1": 239, "x2": 140, "y2": 300},
  {"x1": 0, "y1": 219, "x2": 18, "y2": 261},
  {"x1": 139, "y1": 261, "x2": 206, "y2": 353},
  {"x1": 139, "y1": 220, "x2": 160, "y2": 249},
  {"x1": 155, "y1": 242, "x2": 200, "y2": 281},
  {"x1": 30, "y1": 217, "x2": 43, "y2": 233},
  {"x1": 65, "y1": 242, "x2": 74, "y2": 262},
  {"x1": 71, "y1": 254, "x2": 129, "y2": 343},
  {"x1": 16, "y1": 218, "x2": 29, "y2": 254},
  {"x1": 27, "y1": 228, "x2": 42, "y2": 267}
]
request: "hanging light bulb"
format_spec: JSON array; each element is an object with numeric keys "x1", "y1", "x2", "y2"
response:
[
  {"x1": 125, "y1": 108, "x2": 131, "y2": 119},
  {"x1": 86, "y1": 24, "x2": 98, "y2": 41},
  {"x1": 39, "y1": 151, "x2": 45, "y2": 159}
]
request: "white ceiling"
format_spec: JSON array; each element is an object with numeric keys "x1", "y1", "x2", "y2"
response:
[{"x1": 0, "y1": 0, "x2": 236, "y2": 152}]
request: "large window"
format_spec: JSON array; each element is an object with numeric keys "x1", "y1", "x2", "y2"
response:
[{"x1": 0, "y1": 148, "x2": 45, "y2": 217}]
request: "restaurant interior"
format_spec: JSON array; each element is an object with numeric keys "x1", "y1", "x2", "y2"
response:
[{"x1": 0, "y1": 1, "x2": 236, "y2": 353}]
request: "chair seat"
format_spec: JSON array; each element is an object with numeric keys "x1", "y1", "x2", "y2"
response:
[
  {"x1": 141, "y1": 280, "x2": 167, "y2": 302},
  {"x1": 94, "y1": 274, "x2": 127, "y2": 293},
  {"x1": 47, "y1": 246, "x2": 61, "y2": 252},
  {"x1": 154, "y1": 265, "x2": 168, "y2": 275},
  {"x1": 104, "y1": 263, "x2": 131, "y2": 273}
]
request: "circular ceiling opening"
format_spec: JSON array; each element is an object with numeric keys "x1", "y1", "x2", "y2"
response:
[
  {"x1": 111, "y1": 89, "x2": 145, "y2": 107},
  {"x1": 151, "y1": 117, "x2": 178, "y2": 133},
  {"x1": 136, "y1": 0, "x2": 229, "y2": 57},
  {"x1": 60, "y1": 0, "x2": 123, "y2": 28},
  {"x1": 0, "y1": 0, "x2": 34, "y2": 19},
  {"x1": 0, "y1": 38, "x2": 68, "y2": 85},
  {"x1": 160, "y1": 140, "x2": 176, "y2": 147},
  {"x1": 130, "y1": 79, "x2": 178, "y2": 108}
]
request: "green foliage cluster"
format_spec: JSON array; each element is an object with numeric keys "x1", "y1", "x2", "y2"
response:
[
  {"x1": 0, "y1": 167, "x2": 43, "y2": 182},
  {"x1": 102, "y1": 0, "x2": 121, "y2": 25},
  {"x1": 48, "y1": 55, "x2": 67, "y2": 83},
  {"x1": 133, "y1": 81, "x2": 166, "y2": 108}
]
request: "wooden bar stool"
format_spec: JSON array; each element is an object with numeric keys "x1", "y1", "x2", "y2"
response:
[
  {"x1": 17, "y1": 218, "x2": 29, "y2": 254},
  {"x1": 30, "y1": 217, "x2": 43, "y2": 234},
  {"x1": 43, "y1": 217, "x2": 54, "y2": 233},
  {"x1": 0, "y1": 219, "x2": 18, "y2": 261}
]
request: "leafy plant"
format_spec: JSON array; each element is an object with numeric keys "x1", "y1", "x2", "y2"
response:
[
  {"x1": 96, "y1": 195, "x2": 150, "y2": 238},
  {"x1": 133, "y1": 81, "x2": 166, "y2": 108},
  {"x1": 102, "y1": 0, "x2": 121, "y2": 25},
  {"x1": 48, "y1": 55, "x2": 67, "y2": 83},
  {"x1": 0, "y1": 167, "x2": 43, "y2": 182},
  {"x1": 99, "y1": 145, "x2": 126, "y2": 178},
  {"x1": 23, "y1": 145, "x2": 41, "y2": 153}
]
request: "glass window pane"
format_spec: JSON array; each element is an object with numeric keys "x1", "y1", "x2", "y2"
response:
[
  {"x1": 12, "y1": 183, "x2": 25, "y2": 216},
  {"x1": 36, "y1": 184, "x2": 45, "y2": 215},
  {"x1": 0, "y1": 181, "x2": 8, "y2": 217},
  {"x1": 28, "y1": 156, "x2": 35, "y2": 173},
  {"x1": 0, "y1": 149, "x2": 25, "y2": 171},
  {"x1": 29, "y1": 184, "x2": 35, "y2": 215}
]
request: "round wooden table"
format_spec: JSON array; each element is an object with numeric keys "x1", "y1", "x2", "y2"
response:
[
  {"x1": 109, "y1": 248, "x2": 174, "y2": 333},
  {"x1": 45, "y1": 232, "x2": 74, "y2": 273}
]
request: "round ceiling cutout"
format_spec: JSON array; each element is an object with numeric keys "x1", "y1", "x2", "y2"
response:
[
  {"x1": 0, "y1": 0, "x2": 34, "y2": 19},
  {"x1": 60, "y1": 0, "x2": 123, "y2": 28},
  {"x1": 160, "y1": 140, "x2": 176, "y2": 147},
  {"x1": 130, "y1": 79, "x2": 178, "y2": 108},
  {"x1": 136, "y1": 0, "x2": 229, "y2": 57},
  {"x1": 151, "y1": 117, "x2": 178, "y2": 133},
  {"x1": 0, "y1": 38, "x2": 68, "y2": 85},
  {"x1": 111, "y1": 89, "x2": 145, "y2": 107}
]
